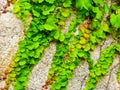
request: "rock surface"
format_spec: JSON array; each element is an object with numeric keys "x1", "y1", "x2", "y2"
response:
[
  {"x1": 0, "y1": 0, "x2": 120, "y2": 90},
  {"x1": 0, "y1": 13, "x2": 24, "y2": 71},
  {"x1": 26, "y1": 43, "x2": 56, "y2": 90},
  {"x1": 67, "y1": 61, "x2": 89, "y2": 90}
]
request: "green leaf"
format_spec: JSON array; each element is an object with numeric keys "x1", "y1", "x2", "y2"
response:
[
  {"x1": 21, "y1": 80, "x2": 28, "y2": 86},
  {"x1": 33, "y1": 42, "x2": 39, "y2": 49},
  {"x1": 92, "y1": 7, "x2": 102, "y2": 19},
  {"x1": 32, "y1": 9, "x2": 40, "y2": 17},
  {"x1": 19, "y1": 60, "x2": 26, "y2": 66},
  {"x1": 90, "y1": 43, "x2": 95, "y2": 50},
  {"x1": 84, "y1": 44, "x2": 90, "y2": 51},
  {"x1": 27, "y1": 45, "x2": 34, "y2": 50},
  {"x1": 63, "y1": 0, "x2": 72, "y2": 7},
  {"x1": 21, "y1": 53, "x2": 28, "y2": 58},
  {"x1": 46, "y1": 15, "x2": 57, "y2": 23},
  {"x1": 61, "y1": 87, "x2": 67, "y2": 90},
  {"x1": 42, "y1": 5, "x2": 55, "y2": 15},
  {"x1": 115, "y1": 44, "x2": 120, "y2": 52},
  {"x1": 15, "y1": 67, "x2": 21, "y2": 71},
  {"x1": 33, "y1": 36, "x2": 40, "y2": 41},
  {"x1": 51, "y1": 83, "x2": 61, "y2": 90},
  {"x1": 45, "y1": 0, "x2": 55, "y2": 4},
  {"x1": 26, "y1": 31, "x2": 33, "y2": 38},
  {"x1": 49, "y1": 5, "x2": 56, "y2": 12},
  {"x1": 61, "y1": 9, "x2": 70, "y2": 17},
  {"x1": 9, "y1": 73, "x2": 16, "y2": 78},
  {"x1": 61, "y1": 79, "x2": 68, "y2": 87},
  {"x1": 29, "y1": 59, "x2": 36, "y2": 64},
  {"x1": 110, "y1": 12, "x2": 120, "y2": 28},
  {"x1": 32, "y1": 46, "x2": 44, "y2": 58},
  {"x1": 84, "y1": 83, "x2": 96, "y2": 90},
  {"x1": 78, "y1": 51, "x2": 85, "y2": 57},
  {"x1": 93, "y1": 0, "x2": 103, "y2": 4},
  {"x1": 102, "y1": 23, "x2": 109, "y2": 32},
  {"x1": 111, "y1": 3, "x2": 118, "y2": 10},
  {"x1": 102, "y1": 69, "x2": 108, "y2": 75},
  {"x1": 18, "y1": 47, "x2": 25, "y2": 52},
  {"x1": 79, "y1": 37, "x2": 87, "y2": 44},
  {"x1": 89, "y1": 71, "x2": 95, "y2": 77},
  {"x1": 60, "y1": 69, "x2": 67, "y2": 75},
  {"x1": 90, "y1": 36, "x2": 96, "y2": 43},
  {"x1": 33, "y1": 0, "x2": 44, "y2": 3},
  {"x1": 94, "y1": 68, "x2": 101, "y2": 76},
  {"x1": 44, "y1": 24, "x2": 54, "y2": 31},
  {"x1": 44, "y1": 16, "x2": 57, "y2": 31},
  {"x1": 13, "y1": 3, "x2": 20, "y2": 13},
  {"x1": 95, "y1": 30, "x2": 106, "y2": 39},
  {"x1": 29, "y1": 51, "x2": 35, "y2": 57},
  {"x1": 110, "y1": 13, "x2": 117, "y2": 27},
  {"x1": 76, "y1": 44, "x2": 82, "y2": 49},
  {"x1": 14, "y1": 81, "x2": 25, "y2": 90},
  {"x1": 58, "y1": 21, "x2": 65, "y2": 26},
  {"x1": 76, "y1": 0, "x2": 92, "y2": 10},
  {"x1": 14, "y1": 57, "x2": 20, "y2": 62},
  {"x1": 18, "y1": 76, "x2": 26, "y2": 81},
  {"x1": 70, "y1": 63, "x2": 76, "y2": 70},
  {"x1": 42, "y1": 10, "x2": 50, "y2": 15},
  {"x1": 24, "y1": 2, "x2": 32, "y2": 9},
  {"x1": 54, "y1": 31, "x2": 60, "y2": 40},
  {"x1": 59, "y1": 33, "x2": 65, "y2": 42},
  {"x1": 19, "y1": 40, "x2": 26, "y2": 47},
  {"x1": 104, "y1": 3, "x2": 109, "y2": 13},
  {"x1": 39, "y1": 0, "x2": 44, "y2": 3}
]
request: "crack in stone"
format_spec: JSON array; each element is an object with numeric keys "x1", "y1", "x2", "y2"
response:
[
  {"x1": 100, "y1": 40, "x2": 106, "y2": 55},
  {"x1": 106, "y1": 63, "x2": 119, "y2": 90},
  {"x1": 80, "y1": 75, "x2": 87, "y2": 90}
]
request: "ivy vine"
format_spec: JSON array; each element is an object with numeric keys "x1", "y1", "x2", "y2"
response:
[{"x1": 6, "y1": 0, "x2": 120, "y2": 90}]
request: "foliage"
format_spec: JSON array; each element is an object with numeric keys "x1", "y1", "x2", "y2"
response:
[
  {"x1": 84, "y1": 46, "x2": 116, "y2": 90},
  {"x1": 6, "y1": 0, "x2": 120, "y2": 90},
  {"x1": 110, "y1": 8, "x2": 120, "y2": 28},
  {"x1": 76, "y1": 0, "x2": 92, "y2": 10}
]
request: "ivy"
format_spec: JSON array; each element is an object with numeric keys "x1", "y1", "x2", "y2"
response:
[
  {"x1": 110, "y1": 9, "x2": 120, "y2": 29},
  {"x1": 6, "y1": 0, "x2": 120, "y2": 90},
  {"x1": 84, "y1": 46, "x2": 116, "y2": 90},
  {"x1": 12, "y1": 0, "x2": 32, "y2": 28},
  {"x1": 76, "y1": 0, "x2": 92, "y2": 10}
]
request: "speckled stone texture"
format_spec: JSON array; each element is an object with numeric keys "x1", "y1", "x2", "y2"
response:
[
  {"x1": 67, "y1": 61, "x2": 89, "y2": 90},
  {"x1": 0, "y1": 13, "x2": 24, "y2": 71},
  {"x1": 0, "y1": 0, "x2": 6, "y2": 11},
  {"x1": 26, "y1": 43, "x2": 56, "y2": 90}
]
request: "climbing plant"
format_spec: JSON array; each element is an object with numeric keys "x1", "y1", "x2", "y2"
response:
[{"x1": 6, "y1": 0, "x2": 120, "y2": 90}]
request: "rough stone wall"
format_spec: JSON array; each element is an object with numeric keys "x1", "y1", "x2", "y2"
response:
[
  {"x1": 0, "y1": 0, "x2": 120, "y2": 90},
  {"x1": 26, "y1": 43, "x2": 56, "y2": 90}
]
